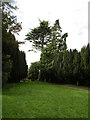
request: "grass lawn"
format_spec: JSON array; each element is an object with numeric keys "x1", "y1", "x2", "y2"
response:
[{"x1": 2, "y1": 80, "x2": 88, "y2": 118}]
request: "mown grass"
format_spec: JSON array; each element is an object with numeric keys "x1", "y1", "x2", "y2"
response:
[{"x1": 2, "y1": 80, "x2": 88, "y2": 118}]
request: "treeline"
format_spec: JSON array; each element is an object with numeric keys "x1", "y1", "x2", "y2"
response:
[
  {"x1": 27, "y1": 20, "x2": 89, "y2": 87},
  {"x1": 41, "y1": 44, "x2": 90, "y2": 86},
  {"x1": 28, "y1": 44, "x2": 90, "y2": 86},
  {"x1": 2, "y1": 2, "x2": 28, "y2": 86}
]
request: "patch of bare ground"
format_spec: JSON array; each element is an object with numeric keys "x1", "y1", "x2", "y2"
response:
[{"x1": 61, "y1": 84, "x2": 89, "y2": 92}]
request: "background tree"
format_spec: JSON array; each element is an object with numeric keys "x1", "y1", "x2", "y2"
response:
[
  {"x1": 80, "y1": 44, "x2": 90, "y2": 86},
  {"x1": 51, "y1": 19, "x2": 68, "y2": 51},
  {"x1": 40, "y1": 20, "x2": 68, "y2": 83},
  {"x1": 40, "y1": 44, "x2": 56, "y2": 82},
  {"x1": 72, "y1": 49, "x2": 81, "y2": 85},
  {"x1": 25, "y1": 20, "x2": 51, "y2": 50},
  {"x1": 28, "y1": 62, "x2": 40, "y2": 81},
  {"x1": 17, "y1": 51, "x2": 28, "y2": 81}
]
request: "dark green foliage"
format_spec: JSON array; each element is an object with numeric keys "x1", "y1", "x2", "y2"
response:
[
  {"x1": 28, "y1": 62, "x2": 40, "y2": 80},
  {"x1": 2, "y1": 55, "x2": 12, "y2": 86},
  {"x1": 17, "y1": 51, "x2": 28, "y2": 80},
  {"x1": 80, "y1": 44, "x2": 90, "y2": 86},
  {"x1": 9, "y1": 51, "x2": 28, "y2": 83},
  {"x1": 40, "y1": 44, "x2": 90, "y2": 86},
  {"x1": 26, "y1": 20, "x2": 51, "y2": 50},
  {"x1": 2, "y1": 2, "x2": 22, "y2": 34},
  {"x1": 51, "y1": 19, "x2": 68, "y2": 51},
  {"x1": 40, "y1": 44, "x2": 57, "y2": 82},
  {"x1": 2, "y1": 2, "x2": 27, "y2": 85},
  {"x1": 39, "y1": 19, "x2": 68, "y2": 83}
]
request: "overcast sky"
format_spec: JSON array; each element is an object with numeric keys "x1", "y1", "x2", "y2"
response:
[{"x1": 15, "y1": 0, "x2": 89, "y2": 67}]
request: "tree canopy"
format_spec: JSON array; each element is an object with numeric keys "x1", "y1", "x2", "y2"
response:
[
  {"x1": 25, "y1": 20, "x2": 51, "y2": 50},
  {"x1": 25, "y1": 19, "x2": 68, "y2": 52}
]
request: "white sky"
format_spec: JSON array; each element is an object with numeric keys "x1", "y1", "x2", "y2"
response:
[{"x1": 15, "y1": 0, "x2": 89, "y2": 67}]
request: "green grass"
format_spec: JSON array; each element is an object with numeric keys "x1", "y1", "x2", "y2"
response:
[{"x1": 2, "y1": 80, "x2": 88, "y2": 118}]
